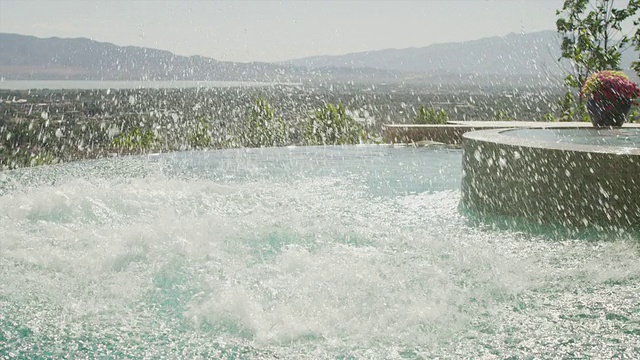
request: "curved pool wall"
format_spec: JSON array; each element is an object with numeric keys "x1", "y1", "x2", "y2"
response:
[{"x1": 461, "y1": 128, "x2": 640, "y2": 231}]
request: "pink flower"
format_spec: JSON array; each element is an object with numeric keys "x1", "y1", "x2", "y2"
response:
[{"x1": 581, "y1": 70, "x2": 640, "y2": 102}]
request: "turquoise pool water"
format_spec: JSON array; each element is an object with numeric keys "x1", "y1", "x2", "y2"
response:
[
  {"x1": 1, "y1": 146, "x2": 639, "y2": 358},
  {"x1": 504, "y1": 128, "x2": 640, "y2": 148}
]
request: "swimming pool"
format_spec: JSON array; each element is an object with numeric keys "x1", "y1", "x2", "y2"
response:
[{"x1": 1, "y1": 146, "x2": 639, "y2": 358}]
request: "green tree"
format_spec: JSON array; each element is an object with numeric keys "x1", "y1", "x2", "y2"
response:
[
  {"x1": 112, "y1": 126, "x2": 157, "y2": 151},
  {"x1": 632, "y1": 5, "x2": 640, "y2": 74},
  {"x1": 414, "y1": 105, "x2": 449, "y2": 124},
  {"x1": 557, "y1": 91, "x2": 591, "y2": 121},
  {"x1": 0, "y1": 121, "x2": 59, "y2": 169},
  {"x1": 188, "y1": 117, "x2": 212, "y2": 149},
  {"x1": 240, "y1": 97, "x2": 288, "y2": 148},
  {"x1": 557, "y1": 0, "x2": 638, "y2": 88},
  {"x1": 304, "y1": 103, "x2": 365, "y2": 145},
  {"x1": 556, "y1": 0, "x2": 639, "y2": 122}
]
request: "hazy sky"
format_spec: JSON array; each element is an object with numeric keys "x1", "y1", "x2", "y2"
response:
[{"x1": 0, "y1": 0, "x2": 562, "y2": 63}]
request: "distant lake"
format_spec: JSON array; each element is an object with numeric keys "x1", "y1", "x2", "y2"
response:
[{"x1": 0, "y1": 80, "x2": 302, "y2": 90}]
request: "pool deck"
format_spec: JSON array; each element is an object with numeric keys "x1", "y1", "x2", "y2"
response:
[{"x1": 383, "y1": 121, "x2": 640, "y2": 145}]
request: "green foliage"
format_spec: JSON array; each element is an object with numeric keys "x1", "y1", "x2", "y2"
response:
[
  {"x1": 3, "y1": 121, "x2": 37, "y2": 150},
  {"x1": 629, "y1": 106, "x2": 640, "y2": 123},
  {"x1": 0, "y1": 120, "x2": 61, "y2": 169},
  {"x1": 414, "y1": 105, "x2": 449, "y2": 124},
  {"x1": 0, "y1": 147, "x2": 58, "y2": 169},
  {"x1": 495, "y1": 109, "x2": 515, "y2": 121},
  {"x1": 188, "y1": 117, "x2": 212, "y2": 149},
  {"x1": 240, "y1": 97, "x2": 288, "y2": 148},
  {"x1": 112, "y1": 126, "x2": 157, "y2": 151},
  {"x1": 304, "y1": 103, "x2": 365, "y2": 145},
  {"x1": 631, "y1": 1, "x2": 640, "y2": 75},
  {"x1": 557, "y1": 91, "x2": 590, "y2": 122}
]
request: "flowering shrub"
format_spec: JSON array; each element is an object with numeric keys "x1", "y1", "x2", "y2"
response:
[{"x1": 580, "y1": 70, "x2": 640, "y2": 103}]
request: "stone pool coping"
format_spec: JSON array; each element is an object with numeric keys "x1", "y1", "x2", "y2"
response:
[
  {"x1": 383, "y1": 121, "x2": 640, "y2": 145},
  {"x1": 465, "y1": 128, "x2": 640, "y2": 155}
]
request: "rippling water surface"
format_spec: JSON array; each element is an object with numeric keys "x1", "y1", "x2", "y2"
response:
[
  {"x1": 505, "y1": 128, "x2": 640, "y2": 148},
  {"x1": 1, "y1": 146, "x2": 639, "y2": 358}
]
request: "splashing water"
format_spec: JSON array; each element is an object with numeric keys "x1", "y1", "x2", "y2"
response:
[{"x1": 1, "y1": 146, "x2": 639, "y2": 358}]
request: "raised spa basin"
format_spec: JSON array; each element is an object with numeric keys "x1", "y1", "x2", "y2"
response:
[{"x1": 461, "y1": 128, "x2": 640, "y2": 231}]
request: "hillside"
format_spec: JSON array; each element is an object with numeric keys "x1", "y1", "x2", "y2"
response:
[
  {"x1": 0, "y1": 33, "x2": 400, "y2": 83},
  {"x1": 1, "y1": 31, "x2": 637, "y2": 85},
  {"x1": 284, "y1": 30, "x2": 639, "y2": 82}
]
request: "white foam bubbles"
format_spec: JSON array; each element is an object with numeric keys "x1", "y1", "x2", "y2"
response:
[{"x1": 1, "y1": 147, "x2": 640, "y2": 358}]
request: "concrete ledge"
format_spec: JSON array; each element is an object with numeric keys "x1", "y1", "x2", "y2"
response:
[
  {"x1": 383, "y1": 124, "x2": 484, "y2": 145},
  {"x1": 460, "y1": 128, "x2": 640, "y2": 232},
  {"x1": 383, "y1": 121, "x2": 640, "y2": 145}
]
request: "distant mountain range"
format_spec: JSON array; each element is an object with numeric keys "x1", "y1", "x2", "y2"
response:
[
  {"x1": 283, "y1": 30, "x2": 639, "y2": 83},
  {"x1": 0, "y1": 33, "x2": 400, "y2": 83},
  {"x1": 286, "y1": 31, "x2": 563, "y2": 75},
  {"x1": 1, "y1": 31, "x2": 638, "y2": 85}
]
